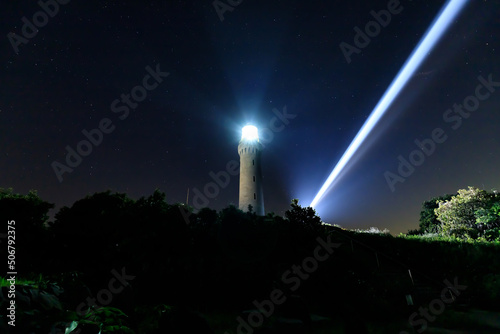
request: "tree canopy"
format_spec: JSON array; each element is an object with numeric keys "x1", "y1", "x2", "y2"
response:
[{"x1": 427, "y1": 187, "x2": 500, "y2": 240}]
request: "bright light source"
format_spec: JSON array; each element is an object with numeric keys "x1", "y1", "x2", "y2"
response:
[
  {"x1": 241, "y1": 125, "x2": 259, "y2": 141},
  {"x1": 310, "y1": 0, "x2": 468, "y2": 208}
]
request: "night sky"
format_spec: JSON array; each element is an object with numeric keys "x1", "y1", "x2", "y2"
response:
[{"x1": 1, "y1": 0, "x2": 499, "y2": 234}]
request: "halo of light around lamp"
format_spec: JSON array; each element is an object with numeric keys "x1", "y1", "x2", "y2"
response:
[{"x1": 241, "y1": 125, "x2": 259, "y2": 141}]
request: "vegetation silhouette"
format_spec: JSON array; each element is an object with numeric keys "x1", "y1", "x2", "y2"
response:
[{"x1": 1, "y1": 187, "x2": 499, "y2": 333}]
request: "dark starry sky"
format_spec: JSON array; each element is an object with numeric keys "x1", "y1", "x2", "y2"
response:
[{"x1": 1, "y1": 0, "x2": 499, "y2": 234}]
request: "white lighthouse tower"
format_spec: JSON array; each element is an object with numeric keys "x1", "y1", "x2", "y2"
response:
[{"x1": 238, "y1": 125, "x2": 264, "y2": 215}]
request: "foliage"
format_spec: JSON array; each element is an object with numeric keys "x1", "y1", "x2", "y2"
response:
[
  {"x1": 354, "y1": 227, "x2": 390, "y2": 234},
  {"x1": 434, "y1": 187, "x2": 500, "y2": 240},
  {"x1": 66, "y1": 307, "x2": 135, "y2": 334},
  {"x1": 418, "y1": 193, "x2": 454, "y2": 233},
  {"x1": 0, "y1": 278, "x2": 64, "y2": 333},
  {"x1": 0, "y1": 188, "x2": 54, "y2": 226},
  {"x1": 4, "y1": 187, "x2": 500, "y2": 333},
  {"x1": 49, "y1": 190, "x2": 136, "y2": 276},
  {"x1": 0, "y1": 188, "x2": 55, "y2": 273},
  {"x1": 285, "y1": 198, "x2": 322, "y2": 232},
  {"x1": 406, "y1": 228, "x2": 422, "y2": 235}
]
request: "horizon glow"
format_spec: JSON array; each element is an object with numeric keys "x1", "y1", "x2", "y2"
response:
[{"x1": 310, "y1": 0, "x2": 468, "y2": 208}]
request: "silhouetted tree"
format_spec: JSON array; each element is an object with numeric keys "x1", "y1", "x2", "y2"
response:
[
  {"x1": 0, "y1": 188, "x2": 54, "y2": 273},
  {"x1": 419, "y1": 193, "x2": 454, "y2": 233},
  {"x1": 49, "y1": 190, "x2": 136, "y2": 278},
  {"x1": 285, "y1": 199, "x2": 322, "y2": 232}
]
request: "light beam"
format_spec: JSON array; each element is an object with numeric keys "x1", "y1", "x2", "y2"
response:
[{"x1": 310, "y1": 0, "x2": 468, "y2": 208}]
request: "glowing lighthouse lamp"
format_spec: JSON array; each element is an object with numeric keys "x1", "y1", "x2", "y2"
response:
[
  {"x1": 241, "y1": 125, "x2": 259, "y2": 141},
  {"x1": 238, "y1": 125, "x2": 265, "y2": 215}
]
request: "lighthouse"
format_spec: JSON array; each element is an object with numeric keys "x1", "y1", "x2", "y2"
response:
[{"x1": 238, "y1": 125, "x2": 264, "y2": 215}]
